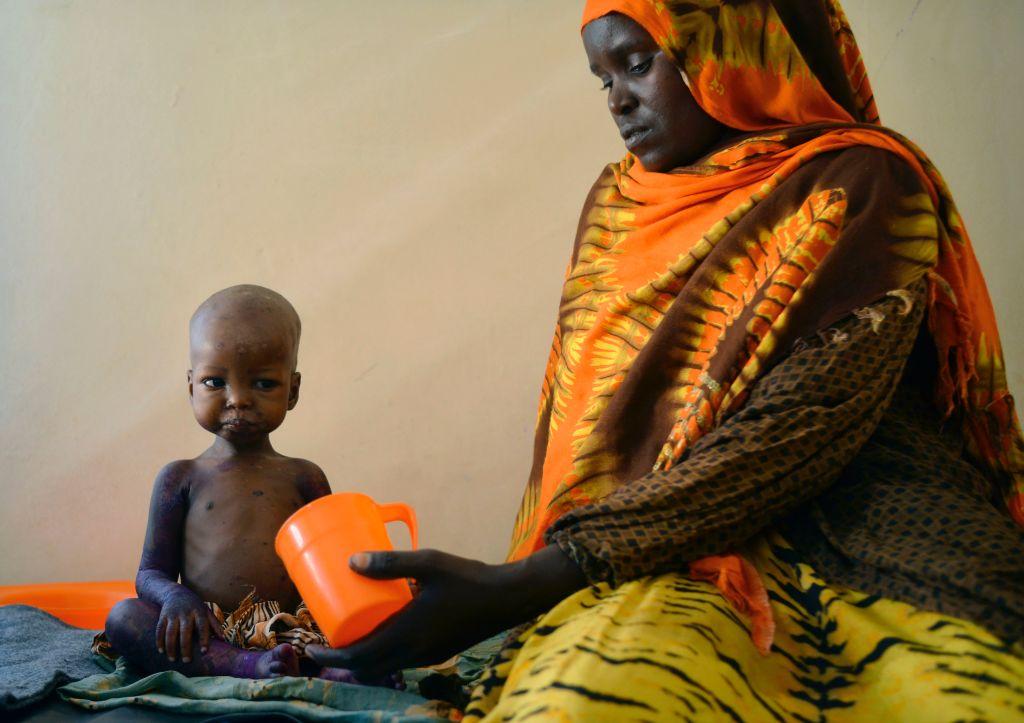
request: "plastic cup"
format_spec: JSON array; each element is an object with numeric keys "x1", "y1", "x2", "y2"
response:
[{"x1": 275, "y1": 492, "x2": 417, "y2": 647}]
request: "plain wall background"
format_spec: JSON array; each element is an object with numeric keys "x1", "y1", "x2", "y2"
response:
[{"x1": 2, "y1": 0, "x2": 1021, "y2": 584}]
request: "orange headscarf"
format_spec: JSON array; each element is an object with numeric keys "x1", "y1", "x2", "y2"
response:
[
  {"x1": 509, "y1": 0, "x2": 1024, "y2": 654},
  {"x1": 581, "y1": 0, "x2": 870, "y2": 129}
]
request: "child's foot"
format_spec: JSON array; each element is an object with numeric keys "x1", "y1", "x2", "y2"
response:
[
  {"x1": 258, "y1": 643, "x2": 300, "y2": 678},
  {"x1": 231, "y1": 643, "x2": 300, "y2": 679}
]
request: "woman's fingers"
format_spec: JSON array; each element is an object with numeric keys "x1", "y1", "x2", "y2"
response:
[
  {"x1": 305, "y1": 644, "x2": 346, "y2": 668},
  {"x1": 307, "y1": 603, "x2": 424, "y2": 677},
  {"x1": 164, "y1": 618, "x2": 179, "y2": 661},
  {"x1": 349, "y1": 549, "x2": 444, "y2": 581},
  {"x1": 313, "y1": 549, "x2": 501, "y2": 676}
]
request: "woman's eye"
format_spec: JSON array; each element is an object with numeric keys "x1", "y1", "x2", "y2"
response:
[
  {"x1": 254, "y1": 380, "x2": 279, "y2": 390},
  {"x1": 202, "y1": 378, "x2": 225, "y2": 389},
  {"x1": 629, "y1": 57, "x2": 653, "y2": 75},
  {"x1": 599, "y1": 78, "x2": 612, "y2": 91}
]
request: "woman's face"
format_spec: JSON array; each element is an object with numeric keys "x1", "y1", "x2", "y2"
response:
[{"x1": 583, "y1": 13, "x2": 729, "y2": 171}]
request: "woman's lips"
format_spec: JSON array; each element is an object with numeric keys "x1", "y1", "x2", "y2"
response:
[{"x1": 621, "y1": 126, "x2": 652, "y2": 151}]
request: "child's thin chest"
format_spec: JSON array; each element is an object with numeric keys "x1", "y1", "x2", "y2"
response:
[
  {"x1": 185, "y1": 466, "x2": 306, "y2": 542},
  {"x1": 181, "y1": 467, "x2": 306, "y2": 610}
]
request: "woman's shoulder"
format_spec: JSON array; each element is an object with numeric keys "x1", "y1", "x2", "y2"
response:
[
  {"x1": 768, "y1": 140, "x2": 933, "y2": 229},
  {"x1": 802, "y1": 141, "x2": 928, "y2": 198}
]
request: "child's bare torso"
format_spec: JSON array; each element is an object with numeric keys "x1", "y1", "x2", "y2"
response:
[{"x1": 174, "y1": 454, "x2": 321, "y2": 612}]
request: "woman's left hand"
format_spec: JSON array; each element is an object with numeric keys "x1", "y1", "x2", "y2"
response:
[{"x1": 306, "y1": 545, "x2": 586, "y2": 680}]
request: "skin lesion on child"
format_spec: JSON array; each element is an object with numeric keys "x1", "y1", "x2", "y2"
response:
[{"x1": 102, "y1": 285, "x2": 394, "y2": 684}]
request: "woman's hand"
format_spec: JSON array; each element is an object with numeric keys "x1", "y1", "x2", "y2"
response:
[
  {"x1": 155, "y1": 588, "x2": 223, "y2": 663},
  {"x1": 306, "y1": 545, "x2": 587, "y2": 680}
]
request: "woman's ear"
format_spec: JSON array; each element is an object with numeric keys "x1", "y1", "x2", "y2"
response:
[{"x1": 288, "y1": 372, "x2": 302, "y2": 410}]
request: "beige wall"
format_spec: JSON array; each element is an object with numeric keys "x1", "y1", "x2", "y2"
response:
[{"x1": 1, "y1": 1, "x2": 1021, "y2": 584}]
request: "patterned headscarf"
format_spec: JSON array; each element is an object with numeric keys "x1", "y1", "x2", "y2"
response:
[
  {"x1": 509, "y1": 0, "x2": 1024, "y2": 650},
  {"x1": 581, "y1": 0, "x2": 876, "y2": 129}
]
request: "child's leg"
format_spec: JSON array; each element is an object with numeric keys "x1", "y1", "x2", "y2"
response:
[{"x1": 104, "y1": 598, "x2": 299, "y2": 678}]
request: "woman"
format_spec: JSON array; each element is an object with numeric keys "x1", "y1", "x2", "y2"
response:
[{"x1": 311, "y1": 1, "x2": 1024, "y2": 718}]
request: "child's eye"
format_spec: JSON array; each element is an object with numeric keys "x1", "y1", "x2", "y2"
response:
[
  {"x1": 254, "y1": 379, "x2": 279, "y2": 390},
  {"x1": 629, "y1": 57, "x2": 653, "y2": 75},
  {"x1": 202, "y1": 378, "x2": 225, "y2": 389}
]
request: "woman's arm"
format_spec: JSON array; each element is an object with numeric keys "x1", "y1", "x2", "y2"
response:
[
  {"x1": 547, "y1": 279, "x2": 928, "y2": 586},
  {"x1": 307, "y1": 543, "x2": 585, "y2": 679},
  {"x1": 310, "y1": 280, "x2": 927, "y2": 678}
]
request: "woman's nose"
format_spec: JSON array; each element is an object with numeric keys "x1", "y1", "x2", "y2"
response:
[{"x1": 608, "y1": 81, "x2": 638, "y2": 117}]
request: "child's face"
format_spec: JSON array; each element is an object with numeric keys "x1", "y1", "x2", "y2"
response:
[{"x1": 188, "y1": 318, "x2": 299, "y2": 443}]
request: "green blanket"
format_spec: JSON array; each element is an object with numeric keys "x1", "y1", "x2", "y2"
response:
[{"x1": 58, "y1": 637, "x2": 502, "y2": 721}]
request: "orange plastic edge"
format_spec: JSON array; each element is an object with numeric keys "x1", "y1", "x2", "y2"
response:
[{"x1": 0, "y1": 580, "x2": 136, "y2": 629}]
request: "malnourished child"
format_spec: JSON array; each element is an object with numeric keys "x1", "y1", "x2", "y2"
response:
[{"x1": 100, "y1": 285, "x2": 378, "y2": 681}]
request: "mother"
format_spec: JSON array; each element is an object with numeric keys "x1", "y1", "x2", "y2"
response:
[{"x1": 312, "y1": 1, "x2": 1024, "y2": 718}]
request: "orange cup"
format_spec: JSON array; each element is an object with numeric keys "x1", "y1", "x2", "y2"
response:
[{"x1": 275, "y1": 492, "x2": 418, "y2": 647}]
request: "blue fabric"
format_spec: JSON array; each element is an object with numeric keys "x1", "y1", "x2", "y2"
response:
[{"x1": 0, "y1": 604, "x2": 109, "y2": 710}]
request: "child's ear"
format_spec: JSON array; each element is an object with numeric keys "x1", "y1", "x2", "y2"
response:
[
  {"x1": 288, "y1": 372, "x2": 301, "y2": 410},
  {"x1": 187, "y1": 370, "x2": 194, "y2": 399}
]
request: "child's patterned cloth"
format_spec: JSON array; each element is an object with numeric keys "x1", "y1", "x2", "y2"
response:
[{"x1": 92, "y1": 590, "x2": 328, "y2": 660}]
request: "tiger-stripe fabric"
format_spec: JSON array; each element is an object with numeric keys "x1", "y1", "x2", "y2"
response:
[
  {"x1": 509, "y1": 0, "x2": 1024, "y2": 569},
  {"x1": 544, "y1": 279, "x2": 1024, "y2": 644},
  {"x1": 465, "y1": 533, "x2": 1024, "y2": 722},
  {"x1": 471, "y1": 0, "x2": 1024, "y2": 717},
  {"x1": 91, "y1": 590, "x2": 328, "y2": 662},
  {"x1": 206, "y1": 590, "x2": 328, "y2": 658},
  {"x1": 463, "y1": 282, "x2": 1023, "y2": 720}
]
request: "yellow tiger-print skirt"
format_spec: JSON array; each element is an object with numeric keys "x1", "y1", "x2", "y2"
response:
[{"x1": 464, "y1": 533, "x2": 1024, "y2": 722}]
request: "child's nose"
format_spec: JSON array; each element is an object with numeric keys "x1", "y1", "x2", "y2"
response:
[{"x1": 226, "y1": 386, "x2": 253, "y2": 409}]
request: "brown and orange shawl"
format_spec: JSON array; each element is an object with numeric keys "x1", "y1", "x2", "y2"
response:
[{"x1": 507, "y1": 0, "x2": 1024, "y2": 641}]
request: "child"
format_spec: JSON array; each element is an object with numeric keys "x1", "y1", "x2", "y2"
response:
[{"x1": 101, "y1": 285, "x2": 364, "y2": 681}]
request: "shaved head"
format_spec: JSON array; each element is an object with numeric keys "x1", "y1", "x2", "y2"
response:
[{"x1": 190, "y1": 285, "x2": 301, "y2": 370}]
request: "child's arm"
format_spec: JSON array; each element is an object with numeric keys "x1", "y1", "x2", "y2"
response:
[{"x1": 136, "y1": 461, "x2": 222, "y2": 663}]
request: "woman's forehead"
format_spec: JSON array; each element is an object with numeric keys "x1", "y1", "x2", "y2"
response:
[{"x1": 583, "y1": 13, "x2": 657, "y2": 62}]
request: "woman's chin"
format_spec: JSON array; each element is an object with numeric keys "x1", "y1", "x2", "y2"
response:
[
  {"x1": 630, "y1": 143, "x2": 684, "y2": 173},
  {"x1": 633, "y1": 151, "x2": 669, "y2": 173}
]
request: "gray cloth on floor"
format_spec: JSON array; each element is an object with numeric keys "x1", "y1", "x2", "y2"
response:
[{"x1": 0, "y1": 604, "x2": 108, "y2": 711}]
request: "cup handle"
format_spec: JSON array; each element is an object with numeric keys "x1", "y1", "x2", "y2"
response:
[{"x1": 376, "y1": 502, "x2": 418, "y2": 550}]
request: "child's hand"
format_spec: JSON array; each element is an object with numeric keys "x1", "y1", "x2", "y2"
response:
[{"x1": 156, "y1": 589, "x2": 224, "y2": 663}]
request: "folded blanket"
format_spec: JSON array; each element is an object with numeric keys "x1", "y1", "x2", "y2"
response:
[
  {"x1": 59, "y1": 634, "x2": 506, "y2": 720},
  {"x1": 0, "y1": 604, "x2": 109, "y2": 711},
  {"x1": 59, "y1": 659, "x2": 461, "y2": 721}
]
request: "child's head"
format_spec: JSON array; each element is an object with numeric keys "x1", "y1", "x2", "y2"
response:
[{"x1": 188, "y1": 285, "x2": 302, "y2": 442}]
